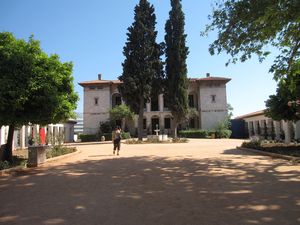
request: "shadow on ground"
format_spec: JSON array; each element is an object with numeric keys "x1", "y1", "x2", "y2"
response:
[{"x1": 0, "y1": 153, "x2": 299, "y2": 225}]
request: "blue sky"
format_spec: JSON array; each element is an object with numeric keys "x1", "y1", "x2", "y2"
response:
[{"x1": 0, "y1": 0, "x2": 277, "y2": 117}]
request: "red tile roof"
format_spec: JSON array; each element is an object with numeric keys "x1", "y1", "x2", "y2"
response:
[
  {"x1": 78, "y1": 80, "x2": 122, "y2": 86},
  {"x1": 235, "y1": 110, "x2": 266, "y2": 119},
  {"x1": 79, "y1": 76, "x2": 231, "y2": 86}
]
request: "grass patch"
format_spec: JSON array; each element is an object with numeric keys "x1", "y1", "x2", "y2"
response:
[
  {"x1": 0, "y1": 156, "x2": 27, "y2": 170},
  {"x1": 241, "y1": 141, "x2": 300, "y2": 157},
  {"x1": 46, "y1": 146, "x2": 77, "y2": 159}
]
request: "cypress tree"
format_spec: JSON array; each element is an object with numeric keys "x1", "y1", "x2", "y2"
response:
[
  {"x1": 119, "y1": 0, "x2": 163, "y2": 140},
  {"x1": 164, "y1": 0, "x2": 189, "y2": 138}
]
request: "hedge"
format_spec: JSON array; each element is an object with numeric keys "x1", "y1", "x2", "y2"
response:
[
  {"x1": 179, "y1": 129, "x2": 209, "y2": 138},
  {"x1": 79, "y1": 134, "x2": 98, "y2": 142}
]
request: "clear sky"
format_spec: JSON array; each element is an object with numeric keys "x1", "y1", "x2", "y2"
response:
[{"x1": 0, "y1": 0, "x2": 278, "y2": 117}]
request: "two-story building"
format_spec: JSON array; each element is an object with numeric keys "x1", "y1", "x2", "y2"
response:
[{"x1": 79, "y1": 73, "x2": 231, "y2": 135}]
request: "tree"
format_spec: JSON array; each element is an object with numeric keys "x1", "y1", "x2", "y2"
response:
[
  {"x1": 203, "y1": 0, "x2": 300, "y2": 119},
  {"x1": 119, "y1": 0, "x2": 163, "y2": 140},
  {"x1": 0, "y1": 32, "x2": 78, "y2": 162},
  {"x1": 164, "y1": 0, "x2": 189, "y2": 138},
  {"x1": 109, "y1": 104, "x2": 134, "y2": 131}
]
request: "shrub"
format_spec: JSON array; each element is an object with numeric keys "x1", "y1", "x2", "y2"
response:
[
  {"x1": 172, "y1": 137, "x2": 188, "y2": 143},
  {"x1": 79, "y1": 134, "x2": 98, "y2": 142},
  {"x1": 46, "y1": 146, "x2": 76, "y2": 159},
  {"x1": 241, "y1": 141, "x2": 263, "y2": 150},
  {"x1": 0, "y1": 160, "x2": 10, "y2": 170},
  {"x1": 215, "y1": 129, "x2": 232, "y2": 138},
  {"x1": 121, "y1": 132, "x2": 131, "y2": 139},
  {"x1": 179, "y1": 129, "x2": 209, "y2": 138}
]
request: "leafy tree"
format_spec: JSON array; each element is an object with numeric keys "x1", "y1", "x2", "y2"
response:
[
  {"x1": 109, "y1": 104, "x2": 134, "y2": 130},
  {"x1": 164, "y1": 0, "x2": 189, "y2": 138},
  {"x1": 119, "y1": 0, "x2": 163, "y2": 140},
  {"x1": 265, "y1": 73, "x2": 300, "y2": 121},
  {"x1": 0, "y1": 32, "x2": 78, "y2": 162},
  {"x1": 203, "y1": 0, "x2": 300, "y2": 121}
]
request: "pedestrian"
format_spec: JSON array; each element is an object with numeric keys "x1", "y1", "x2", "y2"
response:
[{"x1": 112, "y1": 126, "x2": 121, "y2": 155}]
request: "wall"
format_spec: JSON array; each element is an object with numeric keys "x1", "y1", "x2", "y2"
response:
[
  {"x1": 199, "y1": 83, "x2": 228, "y2": 130},
  {"x1": 83, "y1": 86, "x2": 111, "y2": 134}
]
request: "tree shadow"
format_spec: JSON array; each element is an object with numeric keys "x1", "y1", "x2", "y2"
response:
[{"x1": 0, "y1": 155, "x2": 299, "y2": 225}]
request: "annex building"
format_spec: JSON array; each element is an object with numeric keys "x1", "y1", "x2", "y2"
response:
[{"x1": 79, "y1": 74, "x2": 231, "y2": 136}]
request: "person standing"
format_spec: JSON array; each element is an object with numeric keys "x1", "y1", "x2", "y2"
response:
[{"x1": 112, "y1": 126, "x2": 121, "y2": 155}]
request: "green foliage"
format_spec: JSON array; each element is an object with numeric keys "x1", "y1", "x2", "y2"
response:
[
  {"x1": 99, "y1": 121, "x2": 114, "y2": 134},
  {"x1": 119, "y1": 0, "x2": 164, "y2": 140},
  {"x1": 241, "y1": 141, "x2": 263, "y2": 150},
  {"x1": 46, "y1": 146, "x2": 76, "y2": 159},
  {"x1": 164, "y1": 0, "x2": 189, "y2": 133},
  {"x1": 172, "y1": 137, "x2": 188, "y2": 143},
  {"x1": 109, "y1": 104, "x2": 134, "y2": 121},
  {"x1": 215, "y1": 129, "x2": 232, "y2": 139},
  {"x1": 0, "y1": 160, "x2": 10, "y2": 170},
  {"x1": 265, "y1": 66, "x2": 300, "y2": 121},
  {"x1": 79, "y1": 134, "x2": 98, "y2": 142},
  {"x1": 0, "y1": 32, "x2": 78, "y2": 162},
  {"x1": 121, "y1": 132, "x2": 131, "y2": 139},
  {"x1": 203, "y1": 0, "x2": 300, "y2": 121},
  {"x1": 0, "y1": 156, "x2": 27, "y2": 170},
  {"x1": 179, "y1": 129, "x2": 209, "y2": 138}
]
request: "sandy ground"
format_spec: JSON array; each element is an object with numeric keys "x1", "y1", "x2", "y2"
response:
[{"x1": 0, "y1": 139, "x2": 299, "y2": 225}]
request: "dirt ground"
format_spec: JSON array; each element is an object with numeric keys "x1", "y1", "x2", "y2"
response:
[{"x1": 0, "y1": 139, "x2": 299, "y2": 225}]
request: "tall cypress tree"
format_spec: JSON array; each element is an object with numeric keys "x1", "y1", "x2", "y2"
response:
[
  {"x1": 164, "y1": 0, "x2": 189, "y2": 138},
  {"x1": 119, "y1": 0, "x2": 163, "y2": 140}
]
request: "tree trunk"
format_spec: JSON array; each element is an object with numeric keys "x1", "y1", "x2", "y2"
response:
[
  {"x1": 171, "y1": 117, "x2": 178, "y2": 139},
  {"x1": 137, "y1": 98, "x2": 144, "y2": 141},
  {"x1": 3, "y1": 124, "x2": 15, "y2": 163}
]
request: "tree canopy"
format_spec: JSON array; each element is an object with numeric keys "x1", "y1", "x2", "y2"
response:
[
  {"x1": 164, "y1": 0, "x2": 189, "y2": 137},
  {"x1": 203, "y1": 0, "x2": 300, "y2": 121},
  {"x1": 0, "y1": 32, "x2": 78, "y2": 161},
  {"x1": 119, "y1": 0, "x2": 163, "y2": 140}
]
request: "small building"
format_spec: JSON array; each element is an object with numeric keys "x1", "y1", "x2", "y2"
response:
[
  {"x1": 79, "y1": 73, "x2": 231, "y2": 136},
  {"x1": 235, "y1": 110, "x2": 300, "y2": 143}
]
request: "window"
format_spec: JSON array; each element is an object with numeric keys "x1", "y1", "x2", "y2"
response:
[
  {"x1": 188, "y1": 95, "x2": 194, "y2": 108},
  {"x1": 89, "y1": 86, "x2": 96, "y2": 90},
  {"x1": 115, "y1": 96, "x2": 122, "y2": 106},
  {"x1": 211, "y1": 95, "x2": 216, "y2": 103},
  {"x1": 164, "y1": 118, "x2": 171, "y2": 129},
  {"x1": 151, "y1": 97, "x2": 159, "y2": 111},
  {"x1": 94, "y1": 97, "x2": 99, "y2": 105}
]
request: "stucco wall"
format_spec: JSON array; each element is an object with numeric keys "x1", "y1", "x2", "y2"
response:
[
  {"x1": 199, "y1": 83, "x2": 228, "y2": 130},
  {"x1": 83, "y1": 86, "x2": 111, "y2": 134}
]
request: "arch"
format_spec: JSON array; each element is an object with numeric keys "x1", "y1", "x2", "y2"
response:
[{"x1": 112, "y1": 93, "x2": 122, "y2": 108}]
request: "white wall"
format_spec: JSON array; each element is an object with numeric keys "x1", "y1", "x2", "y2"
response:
[
  {"x1": 199, "y1": 83, "x2": 228, "y2": 130},
  {"x1": 83, "y1": 86, "x2": 111, "y2": 134}
]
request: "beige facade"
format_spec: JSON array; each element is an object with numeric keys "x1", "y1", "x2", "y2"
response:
[{"x1": 79, "y1": 74, "x2": 230, "y2": 135}]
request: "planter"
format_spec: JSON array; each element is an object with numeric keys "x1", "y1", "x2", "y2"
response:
[
  {"x1": 28, "y1": 145, "x2": 49, "y2": 167},
  {"x1": 162, "y1": 134, "x2": 168, "y2": 142}
]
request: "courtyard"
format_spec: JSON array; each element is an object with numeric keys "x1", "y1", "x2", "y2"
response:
[{"x1": 0, "y1": 139, "x2": 299, "y2": 225}]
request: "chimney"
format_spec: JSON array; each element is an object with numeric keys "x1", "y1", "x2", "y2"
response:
[
  {"x1": 206, "y1": 73, "x2": 210, "y2": 77},
  {"x1": 98, "y1": 74, "x2": 102, "y2": 80}
]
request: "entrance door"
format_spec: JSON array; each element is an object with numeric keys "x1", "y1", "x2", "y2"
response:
[{"x1": 151, "y1": 118, "x2": 159, "y2": 134}]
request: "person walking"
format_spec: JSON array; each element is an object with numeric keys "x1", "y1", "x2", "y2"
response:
[{"x1": 112, "y1": 126, "x2": 121, "y2": 155}]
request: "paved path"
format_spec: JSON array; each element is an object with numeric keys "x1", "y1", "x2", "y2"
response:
[{"x1": 0, "y1": 139, "x2": 299, "y2": 225}]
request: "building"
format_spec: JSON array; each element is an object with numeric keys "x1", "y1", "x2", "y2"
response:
[
  {"x1": 235, "y1": 110, "x2": 300, "y2": 143},
  {"x1": 79, "y1": 73, "x2": 230, "y2": 136},
  {"x1": 0, "y1": 121, "x2": 75, "y2": 150},
  {"x1": 74, "y1": 112, "x2": 84, "y2": 134}
]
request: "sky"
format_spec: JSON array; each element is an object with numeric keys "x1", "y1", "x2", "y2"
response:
[{"x1": 0, "y1": 0, "x2": 278, "y2": 117}]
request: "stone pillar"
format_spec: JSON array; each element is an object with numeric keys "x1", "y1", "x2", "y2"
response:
[
  {"x1": 146, "y1": 102, "x2": 151, "y2": 113},
  {"x1": 158, "y1": 94, "x2": 164, "y2": 112},
  {"x1": 274, "y1": 121, "x2": 281, "y2": 140},
  {"x1": 0, "y1": 126, "x2": 3, "y2": 145},
  {"x1": 20, "y1": 126, "x2": 26, "y2": 149},
  {"x1": 253, "y1": 121, "x2": 258, "y2": 136},
  {"x1": 294, "y1": 121, "x2": 300, "y2": 141},
  {"x1": 283, "y1": 121, "x2": 291, "y2": 144},
  {"x1": 247, "y1": 122, "x2": 252, "y2": 138}
]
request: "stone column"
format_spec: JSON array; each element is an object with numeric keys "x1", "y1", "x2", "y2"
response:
[
  {"x1": 274, "y1": 121, "x2": 280, "y2": 140},
  {"x1": 294, "y1": 121, "x2": 300, "y2": 141},
  {"x1": 253, "y1": 121, "x2": 258, "y2": 136},
  {"x1": 20, "y1": 125, "x2": 26, "y2": 149},
  {"x1": 158, "y1": 94, "x2": 164, "y2": 112},
  {"x1": 247, "y1": 122, "x2": 252, "y2": 138},
  {"x1": 283, "y1": 121, "x2": 291, "y2": 144},
  {"x1": 146, "y1": 102, "x2": 151, "y2": 113}
]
